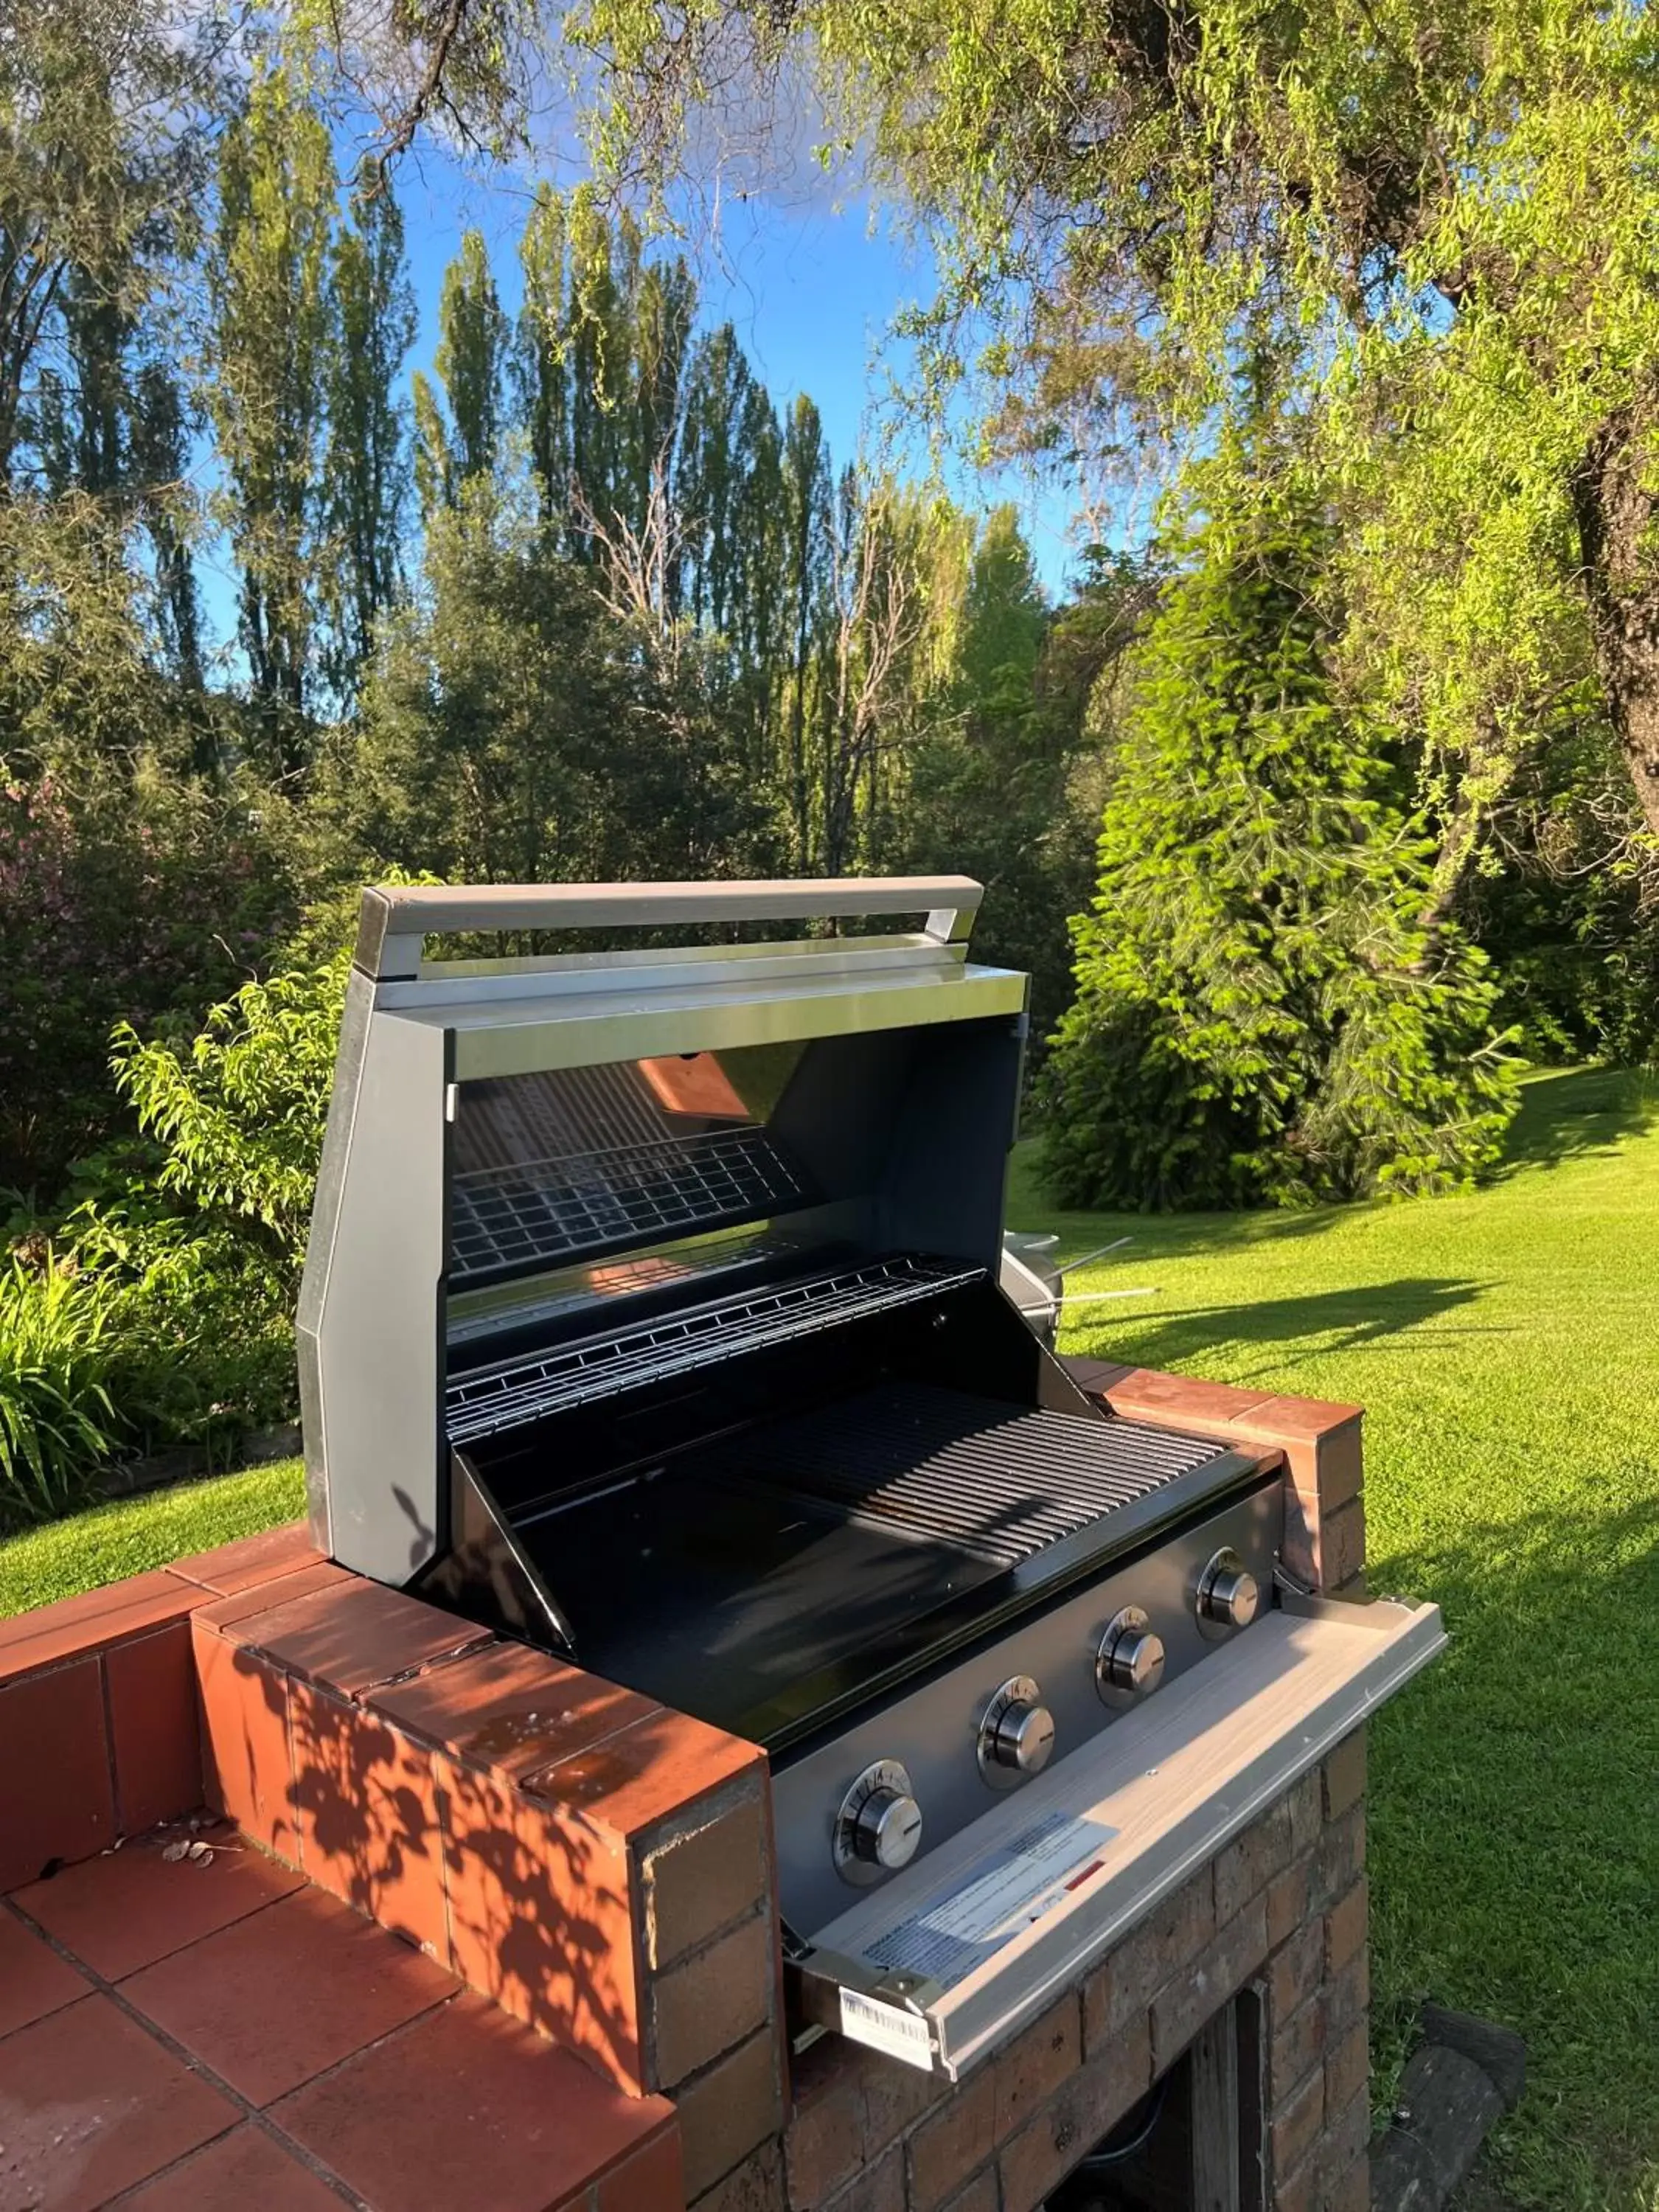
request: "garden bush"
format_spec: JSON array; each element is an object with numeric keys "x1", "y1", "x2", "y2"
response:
[
  {"x1": 1039, "y1": 465, "x2": 1519, "y2": 1210},
  {"x1": 0, "y1": 933, "x2": 352, "y2": 1526},
  {"x1": 0, "y1": 1249, "x2": 121, "y2": 1526}
]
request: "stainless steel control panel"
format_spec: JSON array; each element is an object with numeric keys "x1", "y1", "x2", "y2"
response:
[{"x1": 773, "y1": 1480, "x2": 1280, "y2": 1935}]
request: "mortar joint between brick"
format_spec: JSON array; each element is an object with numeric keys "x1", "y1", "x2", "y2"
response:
[
  {"x1": 94, "y1": 1646, "x2": 122, "y2": 1835},
  {"x1": 651, "y1": 1891, "x2": 773, "y2": 1986}
]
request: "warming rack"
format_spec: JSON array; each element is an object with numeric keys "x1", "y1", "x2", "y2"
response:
[
  {"x1": 445, "y1": 1255, "x2": 985, "y2": 1443},
  {"x1": 448, "y1": 1122, "x2": 807, "y2": 1285}
]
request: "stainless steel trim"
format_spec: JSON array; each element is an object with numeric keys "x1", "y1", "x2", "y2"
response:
[
  {"x1": 358, "y1": 877, "x2": 984, "y2": 981},
  {"x1": 793, "y1": 1596, "x2": 1447, "y2": 2078},
  {"x1": 423, "y1": 967, "x2": 1029, "y2": 1082},
  {"x1": 378, "y1": 934, "x2": 967, "y2": 1007}
]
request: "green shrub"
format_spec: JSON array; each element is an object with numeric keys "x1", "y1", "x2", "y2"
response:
[
  {"x1": 1039, "y1": 462, "x2": 1518, "y2": 1210},
  {"x1": 0, "y1": 1249, "x2": 122, "y2": 1526},
  {"x1": 2, "y1": 932, "x2": 352, "y2": 1514},
  {"x1": 110, "y1": 942, "x2": 349, "y2": 1260}
]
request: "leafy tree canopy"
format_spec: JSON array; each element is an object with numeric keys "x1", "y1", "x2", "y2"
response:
[{"x1": 522, "y1": 0, "x2": 1659, "y2": 872}]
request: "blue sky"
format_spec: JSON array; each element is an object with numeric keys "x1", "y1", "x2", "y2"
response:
[
  {"x1": 386, "y1": 137, "x2": 1085, "y2": 594},
  {"x1": 194, "y1": 116, "x2": 1086, "y2": 661}
]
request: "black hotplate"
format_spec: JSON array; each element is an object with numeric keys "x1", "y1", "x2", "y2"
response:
[{"x1": 510, "y1": 1382, "x2": 1259, "y2": 1750}]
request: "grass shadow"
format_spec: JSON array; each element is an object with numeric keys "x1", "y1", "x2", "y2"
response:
[
  {"x1": 1495, "y1": 1065, "x2": 1659, "y2": 1176},
  {"x1": 1066, "y1": 1276, "x2": 1492, "y2": 1381}
]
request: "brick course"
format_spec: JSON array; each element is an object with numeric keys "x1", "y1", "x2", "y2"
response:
[{"x1": 690, "y1": 1728, "x2": 1376, "y2": 2212}]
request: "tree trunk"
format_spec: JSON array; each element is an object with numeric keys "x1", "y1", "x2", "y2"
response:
[{"x1": 1572, "y1": 393, "x2": 1659, "y2": 841}]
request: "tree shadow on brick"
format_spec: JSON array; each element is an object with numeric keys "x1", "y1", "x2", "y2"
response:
[{"x1": 220, "y1": 1640, "x2": 644, "y2": 2097}]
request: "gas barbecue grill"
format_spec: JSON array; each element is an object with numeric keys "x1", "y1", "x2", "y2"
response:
[{"x1": 300, "y1": 876, "x2": 1444, "y2": 2076}]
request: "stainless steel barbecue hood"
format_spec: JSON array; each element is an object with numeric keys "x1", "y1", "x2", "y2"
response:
[{"x1": 299, "y1": 876, "x2": 1030, "y2": 1588}]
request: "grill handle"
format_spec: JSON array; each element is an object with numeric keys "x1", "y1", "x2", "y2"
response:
[{"x1": 356, "y1": 876, "x2": 984, "y2": 981}]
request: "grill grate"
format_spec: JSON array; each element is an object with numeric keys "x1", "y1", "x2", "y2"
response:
[
  {"x1": 702, "y1": 1380, "x2": 1237, "y2": 1568},
  {"x1": 448, "y1": 1123, "x2": 805, "y2": 1284},
  {"x1": 445, "y1": 1256, "x2": 985, "y2": 1443}
]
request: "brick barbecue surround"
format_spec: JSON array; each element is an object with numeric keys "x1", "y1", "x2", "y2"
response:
[{"x1": 0, "y1": 1362, "x2": 1374, "y2": 2211}]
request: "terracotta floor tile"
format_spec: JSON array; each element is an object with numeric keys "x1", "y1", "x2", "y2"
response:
[
  {"x1": 0, "y1": 1905, "x2": 91, "y2": 2039},
  {"x1": 170, "y1": 1522, "x2": 321, "y2": 1596},
  {"x1": 0, "y1": 1658, "x2": 116, "y2": 1893},
  {"x1": 524, "y1": 1705, "x2": 763, "y2": 1843},
  {"x1": 273, "y1": 1989, "x2": 673, "y2": 2212},
  {"x1": 108, "y1": 1623, "x2": 204, "y2": 1836},
  {"x1": 289, "y1": 1680, "x2": 449, "y2": 1958},
  {"x1": 0, "y1": 1992, "x2": 237, "y2": 2212},
  {"x1": 120, "y1": 2122, "x2": 346, "y2": 2210},
  {"x1": 0, "y1": 1571, "x2": 201, "y2": 1686},
  {"x1": 372, "y1": 1640, "x2": 657, "y2": 1783},
  {"x1": 223, "y1": 1577, "x2": 494, "y2": 1700},
  {"x1": 121, "y1": 1885, "x2": 458, "y2": 2107},
  {"x1": 193, "y1": 1621, "x2": 301, "y2": 1859},
  {"x1": 14, "y1": 1831, "x2": 305, "y2": 1980}
]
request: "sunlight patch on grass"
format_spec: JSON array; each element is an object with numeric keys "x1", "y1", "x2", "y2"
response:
[
  {"x1": 0, "y1": 1460, "x2": 306, "y2": 1618},
  {"x1": 1012, "y1": 1066, "x2": 1659, "y2": 2212}
]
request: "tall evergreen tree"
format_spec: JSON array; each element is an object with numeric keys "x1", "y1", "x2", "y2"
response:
[
  {"x1": 323, "y1": 172, "x2": 416, "y2": 699},
  {"x1": 1040, "y1": 462, "x2": 1516, "y2": 1208},
  {"x1": 515, "y1": 185, "x2": 571, "y2": 529},
  {"x1": 439, "y1": 230, "x2": 507, "y2": 486},
  {"x1": 204, "y1": 66, "x2": 335, "y2": 748},
  {"x1": 0, "y1": 0, "x2": 212, "y2": 491},
  {"x1": 675, "y1": 324, "x2": 754, "y2": 634},
  {"x1": 128, "y1": 361, "x2": 204, "y2": 698},
  {"x1": 779, "y1": 395, "x2": 833, "y2": 864}
]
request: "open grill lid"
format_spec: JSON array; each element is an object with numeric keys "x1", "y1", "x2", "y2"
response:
[{"x1": 298, "y1": 877, "x2": 1034, "y2": 1591}]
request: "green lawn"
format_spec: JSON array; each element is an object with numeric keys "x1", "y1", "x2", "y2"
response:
[
  {"x1": 3, "y1": 1065, "x2": 1655, "y2": 2208},
  {"x1": 0, "y1": 1459, "x2": 304, "y2": 1618},
  {"x1": 1012, "y1": 1065, "x2": 1659, "y2": 2212}
]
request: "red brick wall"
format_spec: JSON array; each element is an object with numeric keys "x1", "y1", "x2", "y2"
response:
[{"x1": 696, "y1": 1736, "x2": 1373, "y2": 2212}]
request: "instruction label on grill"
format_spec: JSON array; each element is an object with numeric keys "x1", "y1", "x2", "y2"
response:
[{"x1": 866, "y1": 1812, "x2": 1117, "y2": 1991}]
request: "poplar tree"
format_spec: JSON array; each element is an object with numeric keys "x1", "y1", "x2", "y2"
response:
[
  {"x1": 417, "y1": 229, "x2": 507, "y2": 516},
  {"x1": 204, "y1": 66, "x2": 335, "y2": 746},
  {"x1": 780, "y1": 396, "x2": 833, "y2": 863},
  {"x1": 516, "y1": 185, "x2": 571, "y2": 528},
  {"x1": 324, "y1": 173, "x2": 416, "y2": 698}
]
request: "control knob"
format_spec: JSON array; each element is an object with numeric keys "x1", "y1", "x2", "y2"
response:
[
  {"x1": 976, "y1": 1676, "x2": 1057, "y2": 1788},
  {"x1": 1197, "y1": 1546, "x2": 1260, "y2": 1637},
  {"x1": 1096, "y1": 1607, "x2": 1166, "y2": 1707},
  {"x1": 833, "y1": 1761, "x2": 923, "y2": 1885}
]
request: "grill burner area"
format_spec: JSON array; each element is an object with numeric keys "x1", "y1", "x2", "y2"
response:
[
  {"x1": 508, "y1": 1380, "x2": 1246, "y2": 1747},
  {"x1": 708, "y1": 1381, "x2": 1237, "y2": 1571}
]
